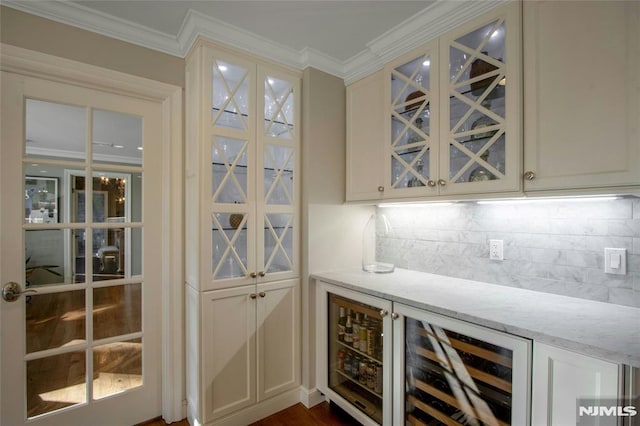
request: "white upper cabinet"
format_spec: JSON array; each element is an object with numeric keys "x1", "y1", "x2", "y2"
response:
[
  {"x1": 346, "y1": 2, "x2": 522, "y2": 202},
  {"x1": 346, "y1": 70, "x2": 386, "y2": 202},
  {"x1": 186, "y1": 41, "x2": 301, "y2": 291},
  {"x1": 523, "y1": 0, "x2": 640, "y2": 192}
]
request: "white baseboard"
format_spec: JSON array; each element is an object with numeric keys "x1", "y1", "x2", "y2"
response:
[{"x1": 298, "y1": 387, "x2": 326, "y2": 408}]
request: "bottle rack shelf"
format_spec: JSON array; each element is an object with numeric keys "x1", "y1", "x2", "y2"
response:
[
  {"x1": 332, "y1": 382, "x2": 383, "y2": 424},
  {"x1": 335, "y1": 369, "x2": 382, "y2": 399},
  {"x1": 337, "y1": 340, "x2": 382, "y2": 365},
  {"x1": 331, "y1": 295, "x2": 383, "y2": 321}
]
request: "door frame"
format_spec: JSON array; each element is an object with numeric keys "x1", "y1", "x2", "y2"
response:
[{"x1": 0, "y1": 44, "x2": 185, "y2": 422}]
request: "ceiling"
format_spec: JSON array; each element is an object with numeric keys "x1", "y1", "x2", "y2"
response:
[
  {"x1": 3, "y1": 0, "x2": 503, "y2": 83},
  {"x1": 71, "y1": 1, "x2": 433, "y2": 63}
]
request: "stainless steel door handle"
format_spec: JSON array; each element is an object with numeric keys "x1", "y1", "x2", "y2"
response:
[{"x1": 2, "y1": 282, "x2": 37, "y2": 302}]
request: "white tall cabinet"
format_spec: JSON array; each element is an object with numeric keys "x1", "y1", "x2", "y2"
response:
[{"x1": 185, "y1": 39, "x2": 301, "y2": 425}]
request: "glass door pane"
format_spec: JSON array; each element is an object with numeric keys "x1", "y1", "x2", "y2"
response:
[
  {"x1": 328, "y1": 293, "x2": 384, "y2": 424},
  {"x1": 212, "y1": 59, "x2": 250, "y2": 131},
  {"x1": 447, "y1": 19, "x2": 507, "y2": 184},
  {"x1": 405, "y1": 317, "x2": 515, "y2": 426},
  {"x1": 22, "y1": 99, "x2": 145, "y2": 418},
  {"x1": 390, "y1": 53, "x2": 434, "y2": 189}
]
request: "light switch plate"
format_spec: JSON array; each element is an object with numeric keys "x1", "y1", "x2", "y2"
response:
[{"x1": 604, "y1": 248, "x2": 626, "y2": 275}]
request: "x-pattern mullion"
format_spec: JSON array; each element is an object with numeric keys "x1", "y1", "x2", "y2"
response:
[
  {"x1": 449, "y1": 18, "x2": 504, "y2": 86},
  {"x1": 264, "y1": 146, "x2": 293, "y2": 205},
  {"x1": 212, "y1": 139, "x2": 249, "y2": 203},
  {"x1": 212, "y1": 213, "x2": 248, "y2": 277},
  {"x1": 391, "y1": 63, "x2": 426, "y2": 108},
  {"x1": 449, "y1": 87, "x2": 504, "y2": 135},
  {"x1": 215, "y1": 63, "x2": 249, "y2": 130},
  {"x1": 391, "y1": 144, "x2": 429, "y2": 187},
  {"x1": 449, "y1": 130, "x2": 504, "y2": 182},
  {"x1": 264, "y1": 214, "x2": 293, "y2": 271},
  {"x1": 265, "y1": 82, "x2": 293, "y2": 138}
]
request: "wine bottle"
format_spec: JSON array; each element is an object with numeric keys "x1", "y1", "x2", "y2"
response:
[
  {"x1": 337, "y1": 306, "x2": 346, "y2": 342},
  {"x1": 352, "y1": 312, "x2": 361, "y2": 349},
  {"x1": 345, "y1": 309, "x2": 353, "y2": 345}
]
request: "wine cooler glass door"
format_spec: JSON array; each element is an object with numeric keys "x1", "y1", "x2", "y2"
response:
[
  {"x1": 397, "y1": 304, "x2": 531, "y2": 426},
  {"x1": 328, "y1": 293, "x2": 386, "y2": 424}
]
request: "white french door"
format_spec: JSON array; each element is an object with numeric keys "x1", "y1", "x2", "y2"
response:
[{"x1": 1, "y1": 70, "x2": 164, "y2": 425}]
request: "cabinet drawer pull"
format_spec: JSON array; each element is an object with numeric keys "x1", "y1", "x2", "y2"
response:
[
  {"x1": 377, "y1": 186, "x2": 384, "y2": 192},
  {"x1": 259, "y1": 292, "x2": 266, "y2": 298},
  {"x1": 524, "y1": 171, "x2": 536, "y2": 181}
]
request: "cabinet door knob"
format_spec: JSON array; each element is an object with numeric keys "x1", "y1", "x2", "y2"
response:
[
  {"x1": 524, "y1": 171, "x2": 536, "y2": 181},
  {"x1": 379, "y1": 309, "x2": 388, "y2": 317},
  {"x1": 249, "y1": 293, "x2": 257, "y2": 299},
  {"x1": 391, "y1": 312, "x2": 399, "y2": 320},
  {"x1": 377, "y1": 186, "x2": 384, "y2": 192},
  {"x1": 438, "y1": 179, "x2": 447, "y2": 186},
  {"x1": 259, "y1": 292, "x2": 266, "y2": 298},
  {"x1": 427, "y1": 180, "x2": 436, "y2": 187},
  {"x1": 249, "y1": 272, "x2": 257, "y2": 278},
  {"x1": 258, "y1": 271, "x2": 266, "y2": 277}
]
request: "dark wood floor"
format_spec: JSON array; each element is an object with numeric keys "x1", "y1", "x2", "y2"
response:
[{"x1": 138, "y1": 402, "x2": 360, "y2": 425}]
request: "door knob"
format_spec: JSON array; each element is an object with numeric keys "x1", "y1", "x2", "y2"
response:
[
  {"x1": 2, "y1": 282, "x2": 37, "y2": 302},
  {"x1": 524, "y1": 171, "x2": 536, "y2": 180}
]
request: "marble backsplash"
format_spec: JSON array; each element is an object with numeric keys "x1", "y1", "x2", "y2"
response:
[{"x1": 376, "y1": 198, "x2": 640, "y2": 307}]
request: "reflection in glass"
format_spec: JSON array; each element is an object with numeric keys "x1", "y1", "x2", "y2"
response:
[
  {"x1": 25, "y1": 99, "x2": 86, "y2": 161},
  {"x1": 93, "y1": 284, "x2": 141, "y2": 340},
  {"x1": 264, "y1": 144, "x2": 294, "y2": 205},
  {"x1": 264, "y1": 213, "x2": 293, "y2": 274},
  {"x1": 92, "y1": 109, "x2": 142, "y2": 165},
  {"x1": 212, "y1": 136, "x2": 249, "y2": 203},
  {"x1": 405, "y1": 318, "x2": 513, "y2": 425},
  {"x1": 328, "y1": 293, "x2": 384, "y2": 424},
  {"x1": 213, "y1": 60, "x2": 250, "y2": 130},
  {"x1": 26, "y1": 290, "x2": 86, "y2": 353},
  {"x1": 264, "y1": 76, "x2": 295, "y2": 139},
  {"x1": 27, "y1": 351, "x2": 86, "y2": 418},
  {"x1": 92, "y1": 228, "x2": 126, "y2": 281},
  {"x1": 25, "y1": 229, "x2": 69, "y2": 286},
  {"x1": 93, "y1": 338, "x2": 143, "y2": 399}
]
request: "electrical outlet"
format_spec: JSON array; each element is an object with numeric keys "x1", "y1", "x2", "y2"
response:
[{"x1": 489, "y1": 239, "x2": 503, "y2": 261}]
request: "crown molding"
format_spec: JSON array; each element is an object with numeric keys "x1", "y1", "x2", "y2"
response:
[
  {"x1": 3, "y1": 0, "x2": 508, "y2": 85},
  {"x1": 2, "y1": 0, "x2": 181, "y2": 56}
]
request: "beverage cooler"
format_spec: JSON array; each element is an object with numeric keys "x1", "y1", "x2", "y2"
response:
[
  {"x1": 317, "y1": 282, "x2": 393, "y2": 426},
  {"x1": 317, "y1": 281, "x2": 531, "y2": 426},
  {"x1": 395, "y1": 304, "x2": 531, "y2": 426}
]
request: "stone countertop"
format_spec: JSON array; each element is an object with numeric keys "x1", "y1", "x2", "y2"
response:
[{"x1": 311, "y1": 268, "x2": 640, "y2": 368}]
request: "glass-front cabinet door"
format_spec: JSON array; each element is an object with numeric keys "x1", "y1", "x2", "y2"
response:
[
  {"x1": 439, "y1": 3, "x2": 521, "y2": 195},
  {"x1": 386, "y1": 41, "x2": 439, "y2": 197},
  {"x1": 383, "y1": 3, "x2": 520, "y2": 200},
  {"x1": 209, "y1": 50, "x2": 300, "y2": 288},
  {"x1": 394, "y1": 304, "x2": 531, "y2": 426},
  {"x1": 317, "y1": 282, "x2": 393, "y2": 426}
]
